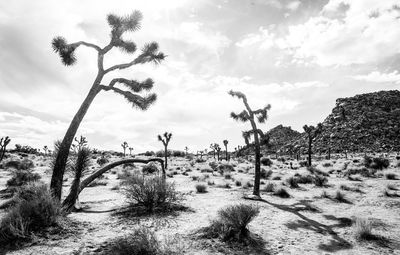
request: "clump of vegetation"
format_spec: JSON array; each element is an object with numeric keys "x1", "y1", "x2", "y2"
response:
[
  {"x1": 286, "y1": 176, "x2": 299, "y2": 188},
  {"x1": 200, "y1": 204, "x2": 259, "y2": 242},
  {"x1": 207, "y1": 180, "x2": 215, "y2": 186},
  {"x1": 385, "y1": 173, "x2": 397, "y2": 180},
  {"x1": 354, "y1": 218, "x2": 374, "y2": 241},
  {"x1": 6, "y1": 170, "x2": 41, "y2": 188},
  {"x1": 224, "y1": 173, "x2": 232, "y2": 179},
  {"x1": 96, "y1": 154, "x2": 109, "y2": 166},
  {"x1": 295, "y1": 174, "x2": 313, "y2": 184},
  {"x1": 101, "y1": 226, "x2": 184, "y2": 255},
  {"x1": 142, "y1": 162, "x2": 159, "y2": 174},
  {"x1": 260, "y1": 168, "x2": 272, "y2": 179},
  {"x1": 121, "y1": 174, "x2": 180, "y2": 213},
  {"x1": 195, "y1": 184, "x2": 207, "y2": 193},
  {"x1": 260, "y1": 157, "x2": 273, "y2": 166},
  {"x1": 209, "y1": 161, "x2": 218, "y2": 171},
  {"x1": 263, "y1": 182, "x2": 275, "y2": 192},
  {"x1": 273, "y1": 187, "x2": 290, "y2": 198},
  {"x1": 0, "y1": 183, "x2": 62, "y2": 245},
  {"x1": 363, "y1": 156, "x2": 390, "y2": 170},
  {"x1": 299, "y1": 161, "x2": 308, "y2": 167},
  {"x1": 334, "y1": 190, "x2": 347, "y2": 203},
  {"x1": 322, "y1": 162, "x2": 332, "y2": 167},
  {"x1": 235, "y1": 180, "x2": 242, "y2": 186},
  {"x1": 217, "y1": 163, "x2": 235, "y2": 175},
  {"x1": 4, "y1": 159, "x2": 35, "y2": 171},
  {"x1": 313, "y1": 175, "x2": 328, "y2": 187}
]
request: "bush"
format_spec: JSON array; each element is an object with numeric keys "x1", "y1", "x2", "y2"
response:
[
  {"x1": 195, "y1": 158, "x2": 206, "y2": 163},
  {"x1": 334, "y1": 190, "x2": 346, "y2": 202},
  {"x1": 122, "y1": 174, "x2": 180, "y2": 213},
  {"x1": 260, "y1": 157, "x2": 273, "y2": 166},
  {"x1": 201, "y1": 204, "x2": 259, "y2": 241},
  {"x1": 286, "y1": 176, "x2": 299, "y2": 188},
  {"x1": 273, "y1": 187, "x2": 290, "y2": 198},
  {"x1": 141, "y1": 162, "x2": 159, "y2": 174},
  {"x1": 6, "y1": 170, "x2": 41, "y2": 187},
  {"x1": 363, "y1": 156, "x2": 389, "y2": 170},
  {"x1": 0, "y1": 183, "x2": 61, "y2": 244},
  {"x1": 263, "y1": 182, "x2": 275, "y2": 192},
  {"x1": 299, "y1": 161, "x2": 308, "y2": 167},
  {"x1": 235, "y1": 180, "x2": 242, "y2": 186},
  {"x1": 4, "y1": 159, "x2": 34, "y2": 170},
  {"x1": 96, "y1": 156, "x2": 109, "y2": 166},
  {"x1": 224, "y1": 173, "x2": 232, "y2": 179},
  {"x1": 296, "y1": 174, "x2": 314, "y2": 184},
  {"x1": 313, "y1": 175, "x2": 328, "y2": 187},
  {"x1": 385, "y1": 173, "x2": 397, "y2": 180},
  {"x1": 322, "y1": 162, "x2": 332, "y2": 167},
  {"x1": 354, "y1": 218, "x2": 374, "y2": 240},
  {"x1": 208, "y1": 162, "x2": 218, "y2": 170},
  {"x1": 217, "y1": 164, "x2": 235, "y2": 175},
  {"x1": 260, "y1": 168, "x2": 272, "y2": 179},
  {"x1": 195, "y1": 184, "x2": 207, "y2": 193}
]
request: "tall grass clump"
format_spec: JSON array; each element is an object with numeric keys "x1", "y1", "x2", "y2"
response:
[
  {"x1": 121, "y1": 174, "x2": 180, "y2": 213},
  {"x1": 6, "y1": 170, "x2": 41, "y2": 188},
  {"x1": 0, "y1": 183, "x2": 62, "y2": 245},
  {"x1": 354, "y1": 218, "x2": 374, "y2": 240},
  {"x1": 363, "y1": 156, "x2": 389, "y2": 170},
  {"x1": 200, "y1": 204, "x2": 259, "y2": 242},
  {"x1": 195, "y1": 184, "x2": 207, "y2": 193}
]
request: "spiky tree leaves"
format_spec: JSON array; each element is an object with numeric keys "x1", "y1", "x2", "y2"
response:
[
  {"x1": 303, "y1": 123, "x2": 323, "y2": 166},
  {"x1": 229, "y1": 90, "x2": 271, "y2": 198},
  {"x1": 157, "y1": 132, "x2": 172, "y2": 169},
  {"x1": 50, "y1": 11, "x2": 165, "y2": 200},
  {"x1": 0, "y1": 136, "x2": 11, "y2": 163}
]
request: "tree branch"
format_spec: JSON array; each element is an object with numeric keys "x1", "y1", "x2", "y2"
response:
[{"x1": 70, "y1": 41, "x2": 101, "y2": 52}]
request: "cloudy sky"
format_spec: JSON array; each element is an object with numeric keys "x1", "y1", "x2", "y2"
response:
[{"x1": 0, "y1": 0, "x2": 399, "y2": 153}]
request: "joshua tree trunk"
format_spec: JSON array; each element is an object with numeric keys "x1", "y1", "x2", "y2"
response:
[
  {"x1": 164, "y1": 147, "x2": 168, "y2": 170},
  {"x1": 51, "y1": 83, "x2": 101, "y2": 200},
  {"x1": 62, "y1": 167, "x2": 83, "y2": 212},
  {"x1": 307, "y1": 136, "x2": 312, "y2": 166},
  {"x1": 328, "y1": 147, "x2": 331, "y2": 160},
  {"x1": 250, "y1": 121, "x2": 261, "y2": 197},
  {"x1": 225, "y1": 145, "x2": 228, "y2": 161}
]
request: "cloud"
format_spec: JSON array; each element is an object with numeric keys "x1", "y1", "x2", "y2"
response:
[
  {"x1": 351, "y1": 70, "x2": 400, "y2": 84},
  {"x1": 235, "y1": 27, "x2": 275, "y2": 49}
]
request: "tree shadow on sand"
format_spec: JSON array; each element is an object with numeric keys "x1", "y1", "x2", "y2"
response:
[{"x1": 245, "y1": 197, "x2": 353, "y2": 252}]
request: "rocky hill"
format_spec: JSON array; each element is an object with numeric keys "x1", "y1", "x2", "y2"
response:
[{"x1": 264, "y1": 125, "x2": 301, "y2": 153}]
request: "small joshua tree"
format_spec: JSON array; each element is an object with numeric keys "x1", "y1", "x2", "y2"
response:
[
  {"x1": 71, "y1": 135, "x2": 88, "y2": 153},
  {"x1": 129, "y1": 147, "x2": 134, "y2": 156},
  {"x1": 214, "y1": 144, "x2": 222, "y2": 161},
  {"x1": 157, "y1": 132, "x2": 172, "y2": 169},
  {"x1": 303, "y1": 123, "x2": 323, "y2": 166},
  {"x1": 43, "y1": 145, "x2": 48, "y2": 156},
  {"x1": 50, "y1": 11, "x2": 165, "y2": 200},
  {"x1": 184, "y1": 146, "x2": 189, "y2": 156},
  {"x1": 229, "y1": 90, "x2": 271, "y2": 198},
  {"x1": 0, "y1": 136, "x2": 11, "y2": 163},
  {"x1": 121, "y1": 141, "x2": 129, "y2": 157},
  {"x1": 223, "y1": 139, "x2": 229, "y2": 161},
  {"x1": 210, "y1": 143, "x2": 216, "y2": 159}
]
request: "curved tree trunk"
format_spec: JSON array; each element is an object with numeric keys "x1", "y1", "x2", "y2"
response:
[
  {"x1": 50, "y1": 83, "x2": 101, "y2": 200},
  {"x1": 250, "y1": 121, "x2": 261, "y2": 198},
  {"x1": 62, "y1": 158, "x2": 165, "y2": 212}
]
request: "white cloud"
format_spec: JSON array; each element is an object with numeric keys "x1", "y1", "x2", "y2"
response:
[
  {"x1": 287, "y1": 1, "x2": 301, "y2": 11},
  {"x1": 351, "y1": 70, "x2": 400, "y2": 84},
  {"x1": 236, "y1": 27, "x2": 275, "y2": 49}
]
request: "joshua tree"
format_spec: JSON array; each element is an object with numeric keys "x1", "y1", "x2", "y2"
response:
[
  {"x1": 223, "y1": 139, "x2": 229, "y2": 161},
  {"x1": 121, "y1": 142, "x2": 129, "y2": 157},
  {"x1": 303, "y1": 123, "x2": 323, "y2": 166},
  {"x1": 0, "y1": 136, "x2": 10, "y2": 163},
  {"x1": 43, "y1": 146, "x2": 48, "y2": 156},
  {"x1": 215, "y1": 144, "x2": 221, "y2": 161},
  {"x1": 210, "y1": 143, "x2": 216, "y2": 159},
  {"x1": 71, "y1": 135, "x2": 88, "y2": 153},
  {"x1": 198, "y1": 150, "x2": 204, "y2": 159},
  {"x1": 50, "y1": 11, "x2": 165, "y2": 200},
  {"x1": 129, "y1": 147, "x2": 134, "y2": 156},
  {"x1": 184, "y1": 146, "x2": 189, "y2": 156},
  {"x1": 229, "y1": 90, "x2": 271, "y2": 198},
  {"x1": 158, "y1": 132, "x2": 172, "y2": 169}
]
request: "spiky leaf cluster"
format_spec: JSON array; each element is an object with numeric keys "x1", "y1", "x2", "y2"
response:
[
  {"x1": 112, "y1": 78, "x2": 154, "y2": 92},
  {"x1": 52, "y1": 37, "x2": 77, "y2": 66},
  {"x1": 134, "y1": 42, "x2": 166, "y2": 64},
  {"x1": 230, "y1": 110, "x2": 250, "y2": 122},
  {"x1": 303, "y1": 123, "x2": 323, "y2": 139},
  {"x1": 253, "y1": 105, "x2": 271, "y2": 123},
  {"x1": 107, "y1": 11, "x2": 143, "y2": 39},
  {"x1": 70, "y1": 147, "x2": 91, "y2": 176},
  {"x1": 118, "y1": 90, "x2": 157, "y2": 110},
  {"x1": 158, "y1": 132, "x2": 172, "y2": 147}
]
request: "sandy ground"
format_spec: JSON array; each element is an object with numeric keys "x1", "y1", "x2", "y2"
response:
[{"x1": 1, "y1": 153, "x2": 400, "y2": 254}]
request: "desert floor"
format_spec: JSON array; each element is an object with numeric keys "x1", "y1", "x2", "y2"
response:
[{"x1": 1, "y1": 154, "x2": 400, "y2": 255}]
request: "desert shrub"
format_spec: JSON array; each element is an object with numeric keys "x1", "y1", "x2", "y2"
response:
[
  {"x1": 363, "y1": 156, "x2": 389, "y2": 170},
  {"x1": 217, "y1": 164, "x2": 235, "y2": 175},
  {"x1": 218, "y1": 183, "x2": 231, "y2": 189},
  {"x1": 224, "y1": 173, "x2": 232, "y2": 179},
  {"x1": 320, "y1": 190, "x2": 329, "y2": 198},
  {"x1": 0, "y1": 183, "x2": 61, "y2": 244},
  {"x1": 96, "y1": 156, "x2": 109, "y2": 166},
  {"x1": 260, "y1": 168, "x2": 272, "y2": 179},
  {"x1": 6, "y1": 170, "x2": 41, "y2": 187},
  {"x1": 122, "y1": 174, "x2": 180, "y2": 213},
  {"x1": 272, "y1": 176, "x2": 281, "y2": 180},
  {"x1": 385, "y1": 173, "x2": 397, "y2": 180},
  {"x1": 191, "y1": 175, "x2": 199, "y2": 181},
  {"x1": 386, "y1": 184, "x2": 397, "y2": 190},
  {"x1": 295, "y1": 174, "x2": 313, "y2": 184},
  {"x1": 245, "y1": 181, "x2": 253, "y2": 188},
  {"x1": 286, "y1": 176, "x2": 299, "y2": 188},
  {"x1": 209, "y1": 161, "x2": 218, "y2": 170},
  {"x1": 4, "y1": 159, "x2": 34, "y2": 170},
  {"x1": 345, "y1": 167, "x2": 375, "y2": 177},
  {"x1": 354, "y1": 218, "x2": 374, "y2": 240},
  {"x1": 196, "y1": 158, "x2": 206, "y2": 163},
  {"x1": 273, "y1": 187, "x2": 290, "y2": 198},
  {"x1": 195, "y1": 184, "x2": 207, "y2": 193},
  {"x1": 299, "y1": 161, "x2": 308, "y2": 167},
  {"x1": 207, "y1": 180, "x2": 215, "y2": 186},
  {"x1": 263, "y1": 182, "x2": 275, "y2": 192},
  {"x1": 334, "y1": 190, "x2": 346, "y2": 202},
  {"x1": 141, "y1": 162, "x2": 158, "y2": 174},
  {"x1": 201, "y1": 204, "x2": 259, "y2": 242},
  {"x1": 322, "y1": 162, "x2": 332, "y2": 167},
  {"x1": 313, "y1": 175, "x2": 328, "y2": 187},
  {"x1": 260, "y1": 157, "x2": 273, "y2": 166},
  {"x1": 235, "y1": 180, "x2": 242, "y2": 186},
  {"x1": 307, "y1": 166, "x2": 329, "y2": 176}
]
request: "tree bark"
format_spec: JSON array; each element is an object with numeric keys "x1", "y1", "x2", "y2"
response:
[
  {"x1": 308, "y1": 136, "x2": 312, "y2": 166},
  {"x1": 225, "y1": 146, "x2": 228, "y2": 161},
  {"x1": 50, "y1": 82, "x2": 101, "y2": 200},
  {"x1": 164, "y1": 147, "x2": 168, "y2": 169},
  {"x1": 250, "y1": 121, "x2": 261, "y2": 197}
]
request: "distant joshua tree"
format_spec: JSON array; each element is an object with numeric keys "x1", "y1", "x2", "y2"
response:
[
  {"x1": 50, "y1": 11, "x2": 165, "y2": 200},
  {"x1": 210, "y1": 143, "x2": 216, "y2": 159},
  {"x1": 43, "y1": 145, "x2": 48, "y2": 156},
  {"x1": 71, "y1": 135, "x2": 88, "y2": 153},
  {"x1": 198, "y1": 150, "x2": 204, "y2": 159},
  {"x1": 303, "y1": 123, "x2": 323, "y2": 166},
  {"x1": 185, "y1": 146, "x2": 189, "y2": 156},
  {"x1": 223, "y1": 139, "x2": 229, "y2": 161},
  {"x1": 129, "y1": 147, "x2": 134, "y2": 156},
  {"x1": 121, "y1": 142, "x2": 129, "y2": 157},
  {"x1": 215, "y1": 144, "x2": 222, "y2": 161},
  {"x1": 229, "y1": 90, "x2": 271, "y2": 198},
  {"x1": 0, "y1": 136, "x2": 10, "y2": 163},
  {"x1": 158, "y1": 132, "x2": 172, "y2": 169}
]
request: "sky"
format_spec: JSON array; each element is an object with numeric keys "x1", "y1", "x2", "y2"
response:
[{"x1": 0, "y1": 0, "x2": 400, "y2": 153}]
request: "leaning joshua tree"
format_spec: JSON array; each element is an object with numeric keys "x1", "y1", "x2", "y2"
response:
[
  {"x1": 50, "y1": 11, "x2": 165, "y2": 199},
  {"x1": 0, "y1": 136, "x2": 11, "y2": 163},
  {"x1": 303, "y1": 123, "x2": 323, "y2": 166},
  {"x1": 229, "y1": 90, "x2": 271, "y2": 198},
  {"x1": 121, "y1": 141, "x2": 129, "y2": 157},
  {"x1": 223, "y1": 139, "x2": 229, "y2": 161},
  {"x1": 157, "y1": 132, "x2": 172, "y2": 169}
]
